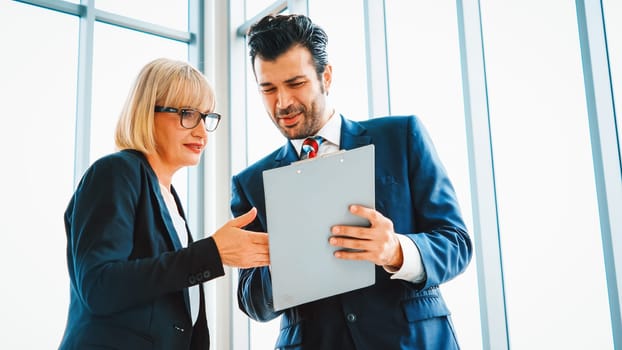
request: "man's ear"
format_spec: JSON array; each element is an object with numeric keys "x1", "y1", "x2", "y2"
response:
[{"x1": 322, "y1": 64, "x2": 333, "y2": 95}]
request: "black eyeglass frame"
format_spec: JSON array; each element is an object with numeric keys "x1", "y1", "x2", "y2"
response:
[{"x1": 154, "y1": 105, "x2": 221, "y2": 132}]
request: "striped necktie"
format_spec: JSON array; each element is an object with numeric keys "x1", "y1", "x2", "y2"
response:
[{"x1": 300, "y1": 136, "x2": 323, "y2": 160}]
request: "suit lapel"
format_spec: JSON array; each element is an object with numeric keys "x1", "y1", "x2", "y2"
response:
[
  {"x1": 169, "y1": 185, "x2": 194, "y2": 319},
  {"x1": 274, "y1": 140, "x2": 300, "y2": 166},
  {"x1": 153, "y1": 184, "x2": 184, "y2": 251},
  {"x1": 340, "y1": 115, "x2": 372, "y2": 150},
  {"x1": 133, "y1": 151, "x2": 184, "y2": 251}
]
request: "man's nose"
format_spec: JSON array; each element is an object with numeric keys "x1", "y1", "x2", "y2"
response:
[{"x1": 276, "y1": 89, "x2": 293, "y2": 109}]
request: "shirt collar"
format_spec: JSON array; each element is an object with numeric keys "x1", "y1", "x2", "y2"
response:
[{"x1": 291, "y1": 110, "x2": 341, "y2": 157}]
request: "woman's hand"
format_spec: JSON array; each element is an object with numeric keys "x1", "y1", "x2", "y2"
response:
[{"x1": 212, "y1": 207, "x2": 270, "y2": 268}]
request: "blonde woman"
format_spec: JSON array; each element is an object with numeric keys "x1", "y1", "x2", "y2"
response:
[{"x1": 60, "y1": 58, "x2": 269, "y2": 349}]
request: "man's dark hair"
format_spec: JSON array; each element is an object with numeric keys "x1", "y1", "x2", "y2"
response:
[{"x1": 247, "y1": 14, "x2": 329, "y2": 78}]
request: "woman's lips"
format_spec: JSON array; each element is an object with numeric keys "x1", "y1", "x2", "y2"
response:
[{"x1": 184, "y1": 143, "x2": 204, "y2": 153}]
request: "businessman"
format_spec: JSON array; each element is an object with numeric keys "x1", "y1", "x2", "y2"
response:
[{"x1": 231, "y1": 14, "x2": 473, "y2": 349}]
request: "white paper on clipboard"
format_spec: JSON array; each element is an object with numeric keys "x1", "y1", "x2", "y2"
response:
[{"x1": 262, "y1": 144, "x2": 376, "y2": 311}]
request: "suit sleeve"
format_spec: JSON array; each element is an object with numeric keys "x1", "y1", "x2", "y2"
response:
[
  {"x1": 67, "y1": 156, "x2": 224, "y2": 315},
  {"x1": 404, "y1": 116, "x2": 473, "y2": 289},
  {"x1": 231, "y1": 174, "x2": 283, "y2": 322}
]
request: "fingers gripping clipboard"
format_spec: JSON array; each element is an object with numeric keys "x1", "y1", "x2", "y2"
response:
[{"x1": 262, "y1": 144, "x2": 376, "y2": 311}]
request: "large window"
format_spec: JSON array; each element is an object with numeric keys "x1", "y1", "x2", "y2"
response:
[
  {"x1": 0, "y1": 3, "x2": 78, "y2": 348},
  {"x1": 603, "y1": 0, "x2": 621, "y2": 137},
  {"x1": 385, "y1": 2, "x2": 481, "y2": 349},
  {"x1": 480, "y1": 0, "x2": 612, "y2": 348},
  {"x1": 95, "y1": 0, "x2": 188, "y2": 32}
]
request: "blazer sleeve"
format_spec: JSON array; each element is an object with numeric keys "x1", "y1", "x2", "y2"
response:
[
  {"x1": 402, "y1": 116, "x2": 473, "y2": 289},
  {"x1": 66, "y1": 155, "x2": 224, "y2": 315},
  {"x1": 231, "y1": 173, "x2": 282, "y2": 322}
]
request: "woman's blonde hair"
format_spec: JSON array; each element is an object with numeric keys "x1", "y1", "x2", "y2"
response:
[{"x1": 114, "y1": 58, "x2": 216, "y2": 153}]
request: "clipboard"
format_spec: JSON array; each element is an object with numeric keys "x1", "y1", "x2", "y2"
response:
[{"x1": 262, "y1": 144, "x2": 376, "y2": 311}]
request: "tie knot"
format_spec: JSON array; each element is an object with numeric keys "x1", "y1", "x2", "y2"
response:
[{"x1": 301, "y1": 136, "x2": 323, "y2": 159}]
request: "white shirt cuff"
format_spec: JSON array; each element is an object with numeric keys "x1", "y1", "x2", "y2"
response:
[{"x1": 384, "y1": 234, "x2": 426, "y2": 283}]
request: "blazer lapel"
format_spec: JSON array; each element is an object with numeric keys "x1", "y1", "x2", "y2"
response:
[
  {"x1": 169, "y1": 184, "x2": 194, "y2": 319},
  {"x1": 152, "y1": 178, "x2": 184, "y2": 251},
  {"x1": 340, "y1": 115, "x2": 372, "y2": 150},
  {"x1": 132, "y1": 150, "x2": 183, "y2": 251},
  {"x1": 274, "y1": 140, "x2": 300, "y2": 166}
]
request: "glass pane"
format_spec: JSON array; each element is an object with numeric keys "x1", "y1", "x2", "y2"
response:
[
  {"x1": 95, "y1": 0, "x2": 188, "y2": 32},
  {"x1": 0, "y1": 2, "x2": 78, "y2": 349},
  {"x1": 90, "y1": 23, "x2": 189, "y2": 203},
  {"x1": 385, "y1": 2, "x2": 481, "y2": 349},
  {"x1": 310, "y1": 0, "x2": 368, "y2": 120},
  {"x1": 245, "y1": 0, "x2": 279, "y2": 16},
  {"x1": 480, "y1": 1, "x2": 613, "y2": 348},
  {"x1": 603, "y1": 0, "x2": 622, "y2": 142}
]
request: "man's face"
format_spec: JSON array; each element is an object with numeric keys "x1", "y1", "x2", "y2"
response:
[{"x1": 253, "y1": 45, "x2": 332, "y2": 139}]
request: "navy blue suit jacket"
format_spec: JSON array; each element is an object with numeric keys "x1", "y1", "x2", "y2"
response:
[
  {"x1": 232, "y1": 115, "x2": 473, "y2": 349},
  {"x1": 60, "y1": 150, "x2": 224, "y2": 350}
]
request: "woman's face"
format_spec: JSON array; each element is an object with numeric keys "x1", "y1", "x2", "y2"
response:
[{"x1": 151, "y1": 105, "x2": 209, "y2": 176}]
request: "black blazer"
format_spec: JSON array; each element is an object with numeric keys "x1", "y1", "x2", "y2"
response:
[{"x1": 59, "y1": 150, "x2": 224, "y2": 350}]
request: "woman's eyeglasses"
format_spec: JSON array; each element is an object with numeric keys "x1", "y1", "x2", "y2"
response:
[{"x1": 154, "y1": 106, "x2": 221, "y2": 132}]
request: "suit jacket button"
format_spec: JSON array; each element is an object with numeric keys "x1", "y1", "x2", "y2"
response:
[
  {"x1": 203, "y1": 270, "x2": 211, "y2": 279},
  {"x1": 188, "y1": 276, "x2": 196, "y2": 284},
  {"x1": 346, "y1": 313, "x2": 357, "y2": 322}
]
